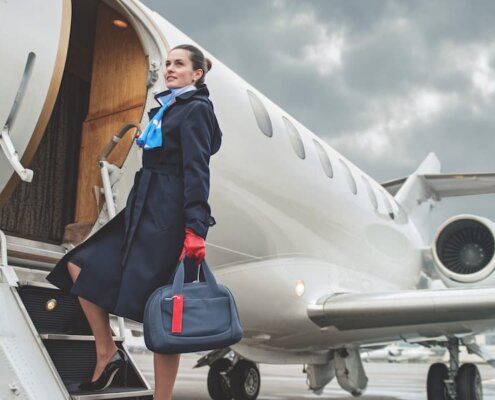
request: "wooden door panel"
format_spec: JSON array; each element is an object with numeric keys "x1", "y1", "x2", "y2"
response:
[
  {"x1": 75, "y1": 106, "x2": 142, "y2": 223},
  {"x1": 74, "y1": 2, "x2": 147, "y2": 223}
]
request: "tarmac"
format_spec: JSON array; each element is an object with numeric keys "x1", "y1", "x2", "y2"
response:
[{"x1": 130, "y1": 350, "x2": 495, "y2": 399}]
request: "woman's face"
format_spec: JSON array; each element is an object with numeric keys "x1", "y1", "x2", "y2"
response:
[{"x1": 165, "y1": 49, "x2": 203, "y2": 89}]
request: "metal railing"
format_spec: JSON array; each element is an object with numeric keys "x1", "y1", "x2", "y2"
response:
[
  {"x1": 0, "y1": 230, "x2": 19, "y2": 286},
  {"x1": 97, "y1": 122, "x2": 141, "y2": 338}
]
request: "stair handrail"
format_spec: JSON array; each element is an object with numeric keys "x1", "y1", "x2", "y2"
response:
[
  {"x1": 0, "y1": 126, "x2": 34, "y2": 183},
  {"x1": 97, "y1": 121, "x2": 142, "y2": 219},
  {"x1": 98, "y1": 122, "x2": 142, "y2": 163},
  {"x1": 0, "y1": 230, "x2": 18, "y2": 286},
  {"x1": 97, "y1": 122, "x2": 142, "y2": 340}
]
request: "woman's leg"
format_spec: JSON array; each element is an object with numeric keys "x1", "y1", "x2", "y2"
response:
[
  {"x1": 67, "y1": 261, "x2": 118, "y2": 381},
  {"x1": 153, "y1": 353, "x2": 181, "y2": 400}
]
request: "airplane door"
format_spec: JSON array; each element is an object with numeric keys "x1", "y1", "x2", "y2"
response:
[{"x1": 0, "y1": 0, "x2": 71, "y2": 205}]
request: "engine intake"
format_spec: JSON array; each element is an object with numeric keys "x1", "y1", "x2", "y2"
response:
[{"x1": 432, "y1": 215, "x2": 495, "y2": 284}]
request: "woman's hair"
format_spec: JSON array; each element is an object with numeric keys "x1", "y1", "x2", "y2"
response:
[{"x1": 171, "y1": 44, "x2": 212, "y2": 87}]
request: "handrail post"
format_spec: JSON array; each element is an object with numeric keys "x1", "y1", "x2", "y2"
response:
[
  {"x1": 0, "y1": 127, "x2": 34, "y2": 182},
  {"x1": 97, "y1": 122, "x2": 141, "y2": 340},
  {"x1": 0, "y1": 230, "x2": 18, "y2": 286}
]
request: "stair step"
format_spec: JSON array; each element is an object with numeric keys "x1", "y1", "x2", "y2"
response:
[
  {"x1": 43, "y1": 340, "x2": 147, "y2": 390},
  {"x1": 17, "y1": 284, "x2": 94, "y2": 335},
  {"x1": 12, "y1": 267, "x2": 153, "y2": 398},
  {"x1": 70, "y1": 386, "x2": 153, "y2": 399},
  {"x1": 7, "y1": 235, "x2": 65, "y2": 267},
  {"x1": 41, "y1": 334, "x2": 125, "y2": 342}
]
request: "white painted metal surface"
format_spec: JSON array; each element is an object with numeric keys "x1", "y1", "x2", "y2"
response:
[
  {"x1": 0, "y1": 127, "x2": 34, "y2": 182},
  {"x1": 0, "y1": 0, "x2": 70, "y2": 197},
  {"x1": 0, "y1": 283, "x2": 68, "y2": 400},
  {"x1": 0, "y1": 230, "x2": 18, "y2": 287}
]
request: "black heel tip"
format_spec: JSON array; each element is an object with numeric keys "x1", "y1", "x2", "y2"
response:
[{"x1": 78, "y1": 349, "x2": 127, "y2": 392}]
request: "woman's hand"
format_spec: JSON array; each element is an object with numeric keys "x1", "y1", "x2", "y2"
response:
[{"x1": 179, "y1": 228, "x2": 206, "y2": 263}]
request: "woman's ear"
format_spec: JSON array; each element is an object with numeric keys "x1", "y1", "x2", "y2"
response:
[{"x1": 193, "y1": 69, "x2": 204, "y2": 82}]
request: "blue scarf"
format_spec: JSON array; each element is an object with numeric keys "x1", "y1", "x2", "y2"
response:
[{"x1": 136, "y1": 84, "x2": 197, "y2": 150}]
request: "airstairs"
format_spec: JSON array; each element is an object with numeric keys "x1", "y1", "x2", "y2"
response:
[{"x1": 0, "y1": 231, "x2": 154, "y2": 400}]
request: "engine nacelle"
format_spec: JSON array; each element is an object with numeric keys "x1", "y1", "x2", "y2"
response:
[{"x1": 432, "y1": 214, "x2": 495, "y2": 287}]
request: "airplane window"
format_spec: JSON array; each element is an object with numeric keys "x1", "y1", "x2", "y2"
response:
[
  {"x1": 339, "y1": 159, "x2": 357, "y2": 195},
  {"x1": 282, "y1": 116, "x2": 305, "y2": 159},
  {"x1": 247, "y1": 89, "x2": 273, "y2": 137},
  {"x1": 313, "y1": 139, "x2": 333, "y2": 178},
  {"x1": 380, "y1": 191, "x2": 395, "y2": 219},
  {"x1": 361, "y1": 176, "x2": 378, "y2": 209}
]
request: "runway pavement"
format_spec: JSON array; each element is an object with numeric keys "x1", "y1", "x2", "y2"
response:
[{"x1": 129, "y1": 350, "x2": 495, "y2": 399}]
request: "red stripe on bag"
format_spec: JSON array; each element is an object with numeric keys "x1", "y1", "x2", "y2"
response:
[{"x1": 172, "y1": 294, "x2": 183, "y2": 334}]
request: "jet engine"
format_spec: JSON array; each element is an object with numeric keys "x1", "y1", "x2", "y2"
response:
[{"x1": 431, "y1": 215, "x2": 495, "y2": 287}]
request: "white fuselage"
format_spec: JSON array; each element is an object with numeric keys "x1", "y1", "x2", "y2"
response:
[{"x1": 136, "y1": 10, "x2": 427, "y2": 360}]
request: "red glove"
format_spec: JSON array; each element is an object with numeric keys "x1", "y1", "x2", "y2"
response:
[{"x1": 179, "y1": 228, "x2": 206, "y2": 263}]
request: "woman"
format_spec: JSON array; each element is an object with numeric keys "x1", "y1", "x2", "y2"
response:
[{"x1": 46, "y1": 44, "x2": 222, "y2": 400}]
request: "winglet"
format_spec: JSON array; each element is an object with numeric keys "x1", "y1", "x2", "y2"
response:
[
  {"x1": 414, "y1": 152, "x2": 441, "y2": 175},
  {"x1": 392, "y1": 152, "x2": 442, "y2": 213}
]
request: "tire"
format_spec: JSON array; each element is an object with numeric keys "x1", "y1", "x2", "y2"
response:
[
  {"x1": 457, "y1": 363, "x2": 483, "y2": 400},
  {"x1": 207, "y1": 358, "x2": 233, "y2": 400},
  {"x1": 229, "y1": 360, "x2": 261, "y2": 400},
  {"x1": 427, "y1": 363, "x2": 449, "y2": 400}
]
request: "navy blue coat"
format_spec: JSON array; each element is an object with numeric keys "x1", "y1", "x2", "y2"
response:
[{"x1": 46, "y1": 84, "x2": 222, "y2": 323}]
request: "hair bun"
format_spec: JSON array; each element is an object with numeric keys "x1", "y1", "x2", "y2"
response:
[{"x1": 205, "y1": 58, "x2": 213, "y2": 73}]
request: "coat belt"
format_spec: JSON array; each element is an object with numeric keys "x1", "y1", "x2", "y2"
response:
[{"x1": 121, "y1": 165, "x2": 182, "y2": 266}]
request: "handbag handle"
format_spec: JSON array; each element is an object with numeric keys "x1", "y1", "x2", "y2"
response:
[{"x1": 172, "y1": 258, "x2": 220, "y2": 295}]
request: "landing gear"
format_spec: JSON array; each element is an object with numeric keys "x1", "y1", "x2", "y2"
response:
[
  {"x1": 427, "y1": 363, "x2": 449, "y2": 400},
  {"x1": 229, "y1": 360, "x2": 261, "y2": 400},
  {"x1": 457, "y1": 363, "x2": 483, "y2": 400},
  {"x1": 426, "y1": 339, "x2": 483, "y2": 400},
  {"x1": 207, "y1": 358, "x2": 260, "y2": 400},
  {"x1": 208, "y1": 358, "x2": 233, "y2": 400}
]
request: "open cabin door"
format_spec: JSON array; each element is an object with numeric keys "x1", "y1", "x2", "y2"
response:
[
  {"x1": 74, "y1": 2, "x2": 148, "y2": 224},
  {"x1": 0, "y1": 0, "x2": 165, "y2": 247},
  {"x1": 0, "y1": 0, "x2": 71, "y2": 205}
]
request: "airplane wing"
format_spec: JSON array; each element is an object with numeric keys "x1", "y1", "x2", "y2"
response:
[
  {"x1": 307, "y1": 288, "x2": 495, "y2": 337},
  {"x1": 381, "y1": 172, "x2": 495, "y2": 197}
]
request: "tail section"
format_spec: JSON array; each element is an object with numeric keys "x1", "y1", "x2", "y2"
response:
[
  {"x1": 394, "y1": 152, "x2": 442, "y2": 210},
  {"x1": 388, "y1": 153, "x2": 441, "y2": 243},
  {"x1": 382, "y1": 152, "x2": 495, "y2": 244}
]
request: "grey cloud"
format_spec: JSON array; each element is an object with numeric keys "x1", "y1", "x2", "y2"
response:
[
  {"x1": 406, "y1": 103, "x2": 495, "y2": 173},
  {"x1": 142, "y1": 0, "x2": 495, "y2": 224}
]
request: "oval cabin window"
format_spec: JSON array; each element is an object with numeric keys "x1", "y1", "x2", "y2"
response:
[
  {"x1": 282, "y1": 116, "x2": 305, "y2": 159},
  {"x1": 362, "y1": 176, "x2": 378, "y2": 209},
  {"x1": 247, "y1": 89, "x2": 273, "y2": 137},
  {"x1": 313, "y1": 139, "x2": 333, "y2": 178},
  {"x1": 380, "y1": 191, "x2": 395, "y2": 219},
  {"x1": 339, "y1": 159, "x2": 357, "y2": 195}
]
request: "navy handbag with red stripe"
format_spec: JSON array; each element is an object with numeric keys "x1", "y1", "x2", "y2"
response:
[{"x1": 143, "y1": 258, "x2": 243, "y2": 354}]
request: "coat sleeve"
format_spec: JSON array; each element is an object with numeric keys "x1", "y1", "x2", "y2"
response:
[{"x1": 180, "y1": 101, "x2": 216, "y2": 239}]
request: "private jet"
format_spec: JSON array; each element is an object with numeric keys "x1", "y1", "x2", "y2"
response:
[{"x1": 1, "y1": 1, "x2": 495, "y2": 399}]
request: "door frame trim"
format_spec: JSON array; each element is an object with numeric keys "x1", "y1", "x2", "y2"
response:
[{"x1": 0, "y1": 0, "x2": 72, "y2": 207}]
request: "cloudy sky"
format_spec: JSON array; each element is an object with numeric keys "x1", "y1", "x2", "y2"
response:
[{"x1": 142, "y1": 0, "x2": 495, "y2": 234}]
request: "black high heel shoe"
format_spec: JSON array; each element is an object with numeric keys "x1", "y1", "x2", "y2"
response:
[{"x1": 78, "y1": 349, "x2": 128, "y2": 391}]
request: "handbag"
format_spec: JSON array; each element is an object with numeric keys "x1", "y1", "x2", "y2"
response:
[{"x1": 143, "y1": 257, "x2": 243, "y2": 354}]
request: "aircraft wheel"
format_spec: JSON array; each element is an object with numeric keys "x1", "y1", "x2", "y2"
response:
[
  {"x1": 207, "y1": 358, "x2": 233, "y2": 400},
  {"x1": 427, "y1": 363, "x2": 449, "y2": 400},
  {"x1": 457, "y1": 363, "x2": 483, "y2": 400},
  {"x1": 229, "y1": 360, "x2": 260, "y2": 400}
]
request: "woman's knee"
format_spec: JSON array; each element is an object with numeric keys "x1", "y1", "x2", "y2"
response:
[{"x1": 67, "y1": 261, "x2": 81, "y2": 282}]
